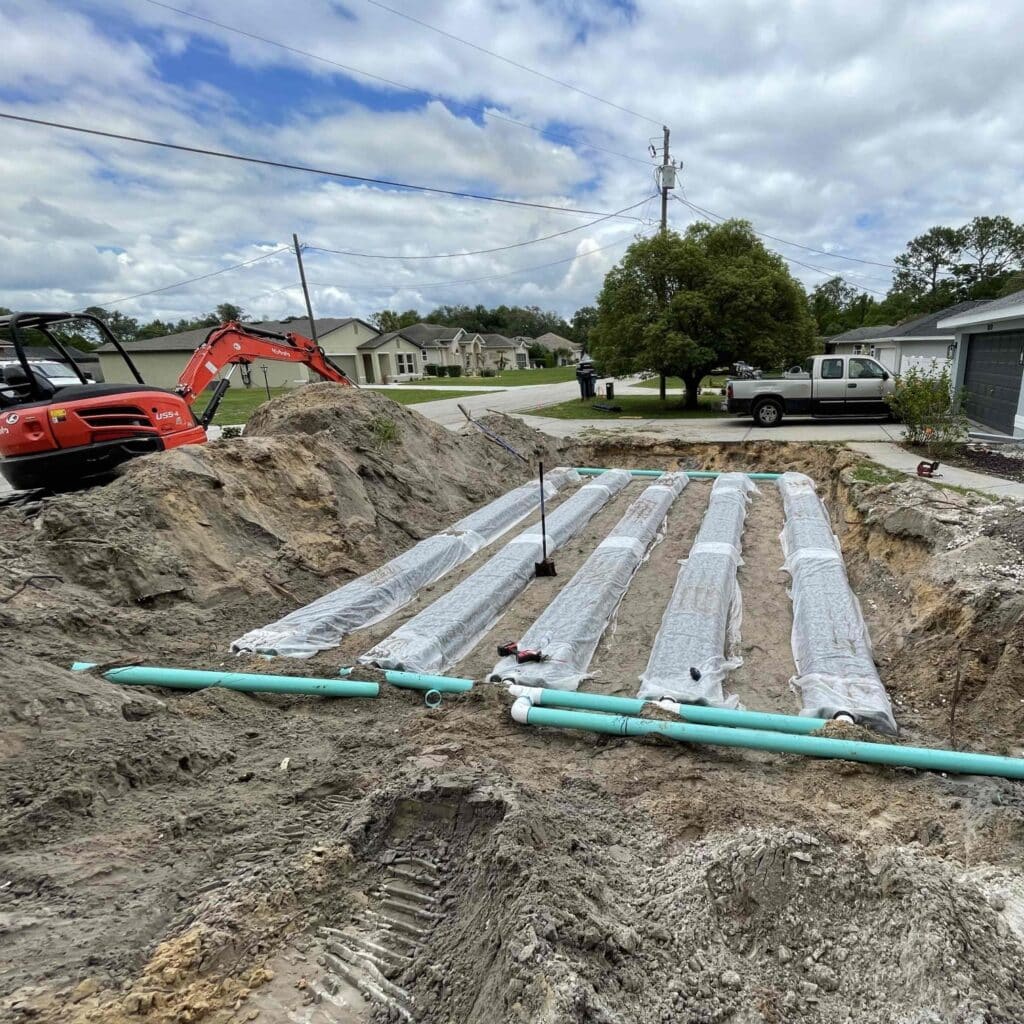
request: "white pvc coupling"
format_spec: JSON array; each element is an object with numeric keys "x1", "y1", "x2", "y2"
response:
[{"x1": 507, "y1": 684, "x2": 542, "y2": 703}]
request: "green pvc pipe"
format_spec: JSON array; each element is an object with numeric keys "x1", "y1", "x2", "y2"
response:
[
  {"x1": 71, "y1": 662, "x2": 378, "y2": 698},
  {"x1": 510, "y1": 699, "x2": 1024, "y2": 781},
  {"x1": 338, "y1": 667, "x2": 473, "y2": 693},
  {"x1": 507, "y1": 685, "x2": 825, "y2": 736},
  {"x1": 574, "y1": 467, "x2": 781, "y2": 481}
]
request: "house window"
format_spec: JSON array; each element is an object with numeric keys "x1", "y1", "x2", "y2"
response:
[
  {"x1": 851, "y1": 343, "x2": 872, "y2": 355},
  {"x1": 396, "y1": 353, "x2": 416, "y2": 374},
  {"x1": 516, "y1": 353, "x2": 528, "y2": 368}
]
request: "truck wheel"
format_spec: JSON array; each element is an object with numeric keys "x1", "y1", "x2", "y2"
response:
[{"x1": 753, "y1": 399, "x2": 783, "y2": 427}]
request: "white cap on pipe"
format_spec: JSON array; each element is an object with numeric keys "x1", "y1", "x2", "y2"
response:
[
  {"x1": 511, "y1": 696, "x2": 533, "y2": 724},
  {"x1": 655, "y1": 699, "x2": 682, "y2": 715}
]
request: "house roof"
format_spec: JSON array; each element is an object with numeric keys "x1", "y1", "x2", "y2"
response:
[
  {"x1": 398, "y1": 323, "x2": 463, "y2": 348},
  {"x1": 0, "y1": 342, "x2": 100, "y2": 363},
  {"x1": 96, "y1": 317, "x2": 373, "y2": 353},
  {"x1": 884, "y1": 300, "x2": 991, "y2": 338},
  {"x1": 829, "y1": 324, "x2": 896, "y2": 343},
  {"x1": 938, "y1": 290, "x2": 1024, "y2": 329},
  {"x1": 357, "y1": 329, "x2": 425, "y2": 351},
  {"x1": 479, "y1": 333, "x2": 516, "y2": 349},
  {"x1": 533, "y1": 332, "x2": 578, "y2": 350}
]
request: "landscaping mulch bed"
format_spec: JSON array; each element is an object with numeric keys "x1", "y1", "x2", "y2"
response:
[{"x1": 908, "y1": 442, "x2": 1024, "y2": 482}]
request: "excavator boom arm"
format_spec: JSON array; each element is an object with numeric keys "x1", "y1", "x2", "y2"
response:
[{"x1": 175, "y1": 322, "x2": 353, "y2": 404}]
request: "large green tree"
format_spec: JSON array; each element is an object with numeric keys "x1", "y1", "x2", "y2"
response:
[
  {"x1": 590, "y1": 221, "x2": 816, "y2": 408},
  {"x1": 370, "y1": 309, "x2": 421, "y2": 332}
]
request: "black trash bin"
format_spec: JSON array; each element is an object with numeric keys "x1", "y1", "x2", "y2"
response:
[
  {"x1": 605, "y1": 381, "x2": 615, "y2": 400},
  {"x1": 576, "y1": 366, "x2": 595, "y2": 400}
]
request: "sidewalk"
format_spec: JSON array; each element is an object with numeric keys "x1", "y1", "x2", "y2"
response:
[
  {"x1": 847, "y1": 442, "x2": 1024, "y2": 498},
  {"x1": 364, "y1": 384, "x2": 508, "y2": 392}
]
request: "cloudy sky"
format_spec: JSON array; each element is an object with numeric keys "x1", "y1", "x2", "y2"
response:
[{"x1": 2, "y1": 0, "x2": 1023, "y2": 325}]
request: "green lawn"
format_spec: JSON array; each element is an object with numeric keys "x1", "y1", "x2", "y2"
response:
[
  {"x1": 634, "y1": 374, "x2": 727, "y2": 390},
  {"x1": 195, "y1": 385, "x2": 498, "y2": 425},
  {"x1": 403, "y1": 365, "x2": 577, "y2": 387},
  {"x1": 531, "y1": 394, "x2": 725, "y2": 420}
]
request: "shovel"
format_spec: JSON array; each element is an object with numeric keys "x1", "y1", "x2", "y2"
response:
[{"x1": 535, "y1": 462, "x2": 557, "y2": 577}]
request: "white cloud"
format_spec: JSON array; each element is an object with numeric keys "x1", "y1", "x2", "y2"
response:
[{"x1": 2, "y1": 0, "x2": 1023, "y2": 325}]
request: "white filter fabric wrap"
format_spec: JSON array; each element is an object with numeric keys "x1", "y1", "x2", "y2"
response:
[
  {"x1": 359, "y1": 470, "x2": 632, "y2": 674},
  {"x1": 230, "y1": 469, "x2": 579, "y2": 657},
  {"x1": 637, "y1": 473, "x2": 756, "y2": 705},
  {"x1": 490, "y1": 473, "x2": 688, "y2": 690},
  {"x1": 776, "y1": 472, "x2": 897, "y2": 734}
]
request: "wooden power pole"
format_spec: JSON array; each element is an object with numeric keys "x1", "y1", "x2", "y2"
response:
[
  {"x1": 292, "y1": 233, "x2": 318, "y2": 343},
  {"x1": 659, "y1": 125, "x2": 670, "y2": 400}
]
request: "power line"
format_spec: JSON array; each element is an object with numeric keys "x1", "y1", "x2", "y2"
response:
[
  {"x1": 277, "y1": 234, "x2": 641, "y2": 295},
  {"x1": 78, "y1": 246, "x2": 292, "y2": 308},
  {"x1": 677, "y1": 195, "x2": 904, "y2": 273},
  {"x1": 139, "y1": 0, "x2": 649, "y2": 166},
  {"x1": 0, "y1": 112, "x2": 648, "y2": 221},
  {"x1": 304, "y1": 196, "x2": 655, "y2": 260},
  {"x1": 673, "y1": 197, "x2": 889, "y2": 295},
  {"x1": 361, "y1": 0, "x2": 665, "y2": 127},
  {"x1": 673, "y1": 196, "x2": 890, "y2": 292}
]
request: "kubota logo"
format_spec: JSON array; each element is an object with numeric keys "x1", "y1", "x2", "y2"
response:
[{"x1": 5, "y1": 413, "x2": 19, "y2": 425}]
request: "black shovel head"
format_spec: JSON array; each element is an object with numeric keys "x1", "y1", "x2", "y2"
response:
[{"x1": 535, "y1": 558, "x2": 557, "y2": 577}]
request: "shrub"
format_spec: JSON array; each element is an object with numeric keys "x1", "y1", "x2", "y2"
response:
[
  {"x1": 424, "y1": 363, "x2": 439, "y2": 376},
  {"x1": 220, "y1": 425, "x2": 243, "y2": 439},
  {"x1": 369, "y1": 414, "x2": 399, "y2": 450},
  {"x1": 886, "y1": 362, "x2": 966, "y2": 455},
  {"x1": 446, "y1": 365, "x2": 463, "y2": 378},
  {"x1": 480, "y1": 368, "x2": 497, "y2": 378}
]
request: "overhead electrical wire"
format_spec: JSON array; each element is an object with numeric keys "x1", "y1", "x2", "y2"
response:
[
  {"x1": 361, "y1": 0, "x2": 665, "y2": 127},
  {"x1": 275, "y1": 233, "x2": 643, "y2": 295},
  {"x1": 673, "y1": 196, "x2": 890, "y2": 294},
  {"x1": 304, "y1": 195, "x2": 656, "y2": 260},
  {"x1": 676, "y1": 195, "x2": 906, "y2": 274},
  {"x1": 139, "y1": 0, "x2": 650, "y2": 166},
  {"x1": 0, "y1": 112, "x2": 648, "y2": 221},
  {"x1": 78, "y1": 246, "x2": 292, "y2": 308}
]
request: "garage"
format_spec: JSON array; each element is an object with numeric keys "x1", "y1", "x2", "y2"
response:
[{"x1": 962, "y1": 330, "x2": 1024, "y2": 434}]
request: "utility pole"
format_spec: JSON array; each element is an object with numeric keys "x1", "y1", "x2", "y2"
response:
[
  {"x1": 660, "y1": 125, "x2": 670, "y2": 234},
  {"x1": 292, "y1": 233, "x2": 318, "y2": 343},
  {"x1": 659, "y1": 125, "x2": 671, "y2": 400}
]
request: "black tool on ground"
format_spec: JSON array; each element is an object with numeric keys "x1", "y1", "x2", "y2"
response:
[
  {"x1": 515, "y1": 648, "x2": 547, "y2": 664},
  {"x1": 534, "y1": 461, "x2": 557, "y2": 577},
  {"x1": 497, "y1": 640, "x2": 519, "y2": 657},
  {"x1": 457, "y1": 403, "x2": 528, "y2": 463},
  {"x1": 917, "y1": 460, "x2": 941, "y2": 478},
  {"x1": 591, "y1": 402, "x2": 622, "y2": 413},
  {"x1": 689, "y1": 666, "x2": 702, "y2": 681}
]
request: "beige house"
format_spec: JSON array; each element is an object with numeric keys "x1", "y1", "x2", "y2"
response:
[
  {"x1": 396, "y1": 323, "x2": 530, "y2": 374},
  {"x1": 356, "y1": 330, "x2": 426, "y2": 383},
  {"x1": 533, "y1": 332, "x2": 581, "y2": 365},
  {"x1": 98, "y1": 317, "x2": 382, "y2": 388}
]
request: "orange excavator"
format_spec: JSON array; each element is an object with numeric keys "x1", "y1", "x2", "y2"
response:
[{"x1": 0, "y1": 312, "x2": 353, "y2": 492}]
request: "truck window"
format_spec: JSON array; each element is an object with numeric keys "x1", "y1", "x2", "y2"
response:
[
  {"x1": 849, "y1": 357, "x2": 886, "y2": 380},
  {"x1": 820, "y1": 358, "x2": 843, "y2": 380},
  {"x1": 802, "y1": 358, "x2": 813, "y2": 375}
]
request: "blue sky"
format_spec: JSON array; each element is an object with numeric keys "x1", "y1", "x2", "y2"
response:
[{"x1": 1, "y1": 0, "x2": 1022, "y2": 322}]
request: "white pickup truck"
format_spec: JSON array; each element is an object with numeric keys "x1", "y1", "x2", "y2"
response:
[{"x1": 725, "y1": 354, "x2": 896, "y2": 427}]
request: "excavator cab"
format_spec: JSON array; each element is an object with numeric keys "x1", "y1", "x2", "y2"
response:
[
  {"x1": 0, "y1": 311, "x2": 203, "y2": 492},
  {"x1": 0, "y1": 312, "x2": 353, "y2": 493}
]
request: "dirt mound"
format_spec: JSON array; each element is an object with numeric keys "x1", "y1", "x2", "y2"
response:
[{"x1": 0, "y1": 387, "x2": 565, "y2": 666}]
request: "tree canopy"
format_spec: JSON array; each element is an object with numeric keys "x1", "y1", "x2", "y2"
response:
[{"x1": 590, "y1": 221, "x2": 817, "y2": 407}]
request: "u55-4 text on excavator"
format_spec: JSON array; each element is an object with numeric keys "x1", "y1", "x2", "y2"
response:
[{"x1": 0, "y1": 311, "x2": 354, "y2": 492}]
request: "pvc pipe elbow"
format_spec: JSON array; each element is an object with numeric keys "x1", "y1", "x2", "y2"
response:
[
  {"x1": 507, "y1": 684, "x2": 541, "y2": 703},
  {"x1": 655, "y1": 698, "x2": 682, "y2": 715},
  {"x1": 511, "y1": 696, "x2": 533, "y2": 724}
]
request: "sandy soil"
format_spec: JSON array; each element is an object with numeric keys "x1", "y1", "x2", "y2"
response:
[{"x1": 2, "y1": 390, "x2": 1023, "y2": 1024}]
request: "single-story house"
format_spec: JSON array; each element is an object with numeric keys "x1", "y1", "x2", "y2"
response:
[
  {"x1": 829, "y1": 301, "x2": 990, "y2": 376},
  {"x1": 397, "y1": 324, "x2": 529, "y2": 375},
  {"x1": 97, "y1": 316, "x2": 381, "y2": 388},
  {"x1": 533, "y1": 332, "x2": 581, "y2": 365},
  {"x1": 939, "y1": 290, "x2": 1024, "y2": 436},
  {"x1": 357, "y1": 329, "x2": 428, "y2": 383}
]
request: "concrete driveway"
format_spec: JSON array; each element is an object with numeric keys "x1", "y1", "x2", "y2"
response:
[{"x1": 410, "y1": 381, "x2": 905, "y2": 442}]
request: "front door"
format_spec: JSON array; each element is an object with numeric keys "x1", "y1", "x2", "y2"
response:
[
  {"x1": 361, "y1": 353, "x2": 375, "y2": 384},
  {"x1": 846, "y1": 357, "x2": 889, "y2": 415},
  {"x1": 812, "y1": 356, "x2": 847, "y2": 414}
]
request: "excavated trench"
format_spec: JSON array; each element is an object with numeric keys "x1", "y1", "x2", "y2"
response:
[{"x1": 2, "y1": 389, "x2": 1023, "y2": 1023}]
